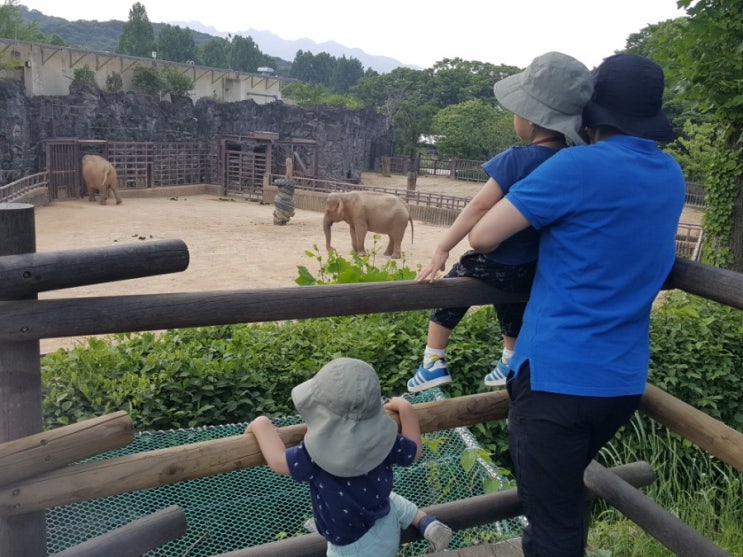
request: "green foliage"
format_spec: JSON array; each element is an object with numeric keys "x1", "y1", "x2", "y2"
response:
[
  {"x1": 131, "y1": 65, "x2": 164, "y2": 96},
  {"x1": 432, "y1": 99, "x2": 517, "y2": 159},
  {"x1": 117, "y1": 2, "x2": 155, "y2": 58},
  {"x1": 72, "y1": 65, "x2": 96, "y2": 87},
  {"x1": 161, "y1": 67, "x2": 193, "y2": 96},
  {"x1": 200, "y1": 38, "x2": 229, "y2": 68},
  {"x1": 282, "y1": 82, "x2": 363, "y2": 109},
  {"x1": 647, "y1": 291, "x2": 743, "y2": 430},
  {"x1": 156, "y1": 24, "x2": 197, "y2": 63},
  {"x1": 295, "y1": 242, "x2": 418, "y2": 285},
  {"x1": 228, "y1": 34, "x2": 272, "y2": 73},
  {"x1": 105, "y1": 71, "x2": 123, "y2": 92},
  {"x1": 0, "y1": 0, "x2": 44, "y2": 42}
]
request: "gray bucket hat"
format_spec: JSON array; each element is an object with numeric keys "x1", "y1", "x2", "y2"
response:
[
  {"x1": 494, "y1": 51, "x2": 593, "y2": 145},
  {"x1": 291, "y1": 358, "x2": 397, "y2": 477}
]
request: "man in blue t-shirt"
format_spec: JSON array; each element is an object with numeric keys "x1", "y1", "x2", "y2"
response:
[{"x1": 469, "y1": 54, "x2": 685, "y2": 557}]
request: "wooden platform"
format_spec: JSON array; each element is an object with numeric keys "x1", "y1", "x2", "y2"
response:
[{"x1": 428, "y1": 538, "x2": 523, "y2": 556}]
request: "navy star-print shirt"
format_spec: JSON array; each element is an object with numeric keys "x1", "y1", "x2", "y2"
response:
[{"x1": 286, "y1": 435, "x2": 417, "y2": 545}]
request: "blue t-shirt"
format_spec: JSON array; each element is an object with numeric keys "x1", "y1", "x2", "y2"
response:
[
  {"x1": 506, "y1": 135, "x2": 685, "y2": 396},
  {"x1": 480, "y1": 144, "x2": 561, "y2": 265},
  {"x1": 286, "y1": 435, "x2": 417, "y2": 546}
]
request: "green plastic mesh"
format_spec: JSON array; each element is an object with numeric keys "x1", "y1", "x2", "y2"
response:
[{"x1": 46, "y1": 388, "x2": 523, "y2": 556}]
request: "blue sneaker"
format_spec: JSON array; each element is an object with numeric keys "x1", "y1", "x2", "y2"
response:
[
  {"x1": 407, "y1": 363, "x2": 452, "y2": 393},
  {"x1": 484, "y1": 358, "x2": 509, "y2": 387}
]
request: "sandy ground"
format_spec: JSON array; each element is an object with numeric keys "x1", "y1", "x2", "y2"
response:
[
  {"x1": 31, "y1": 172, "x2": 701, "y2": 354},
  {"x1": 33, "y1": 173, "x2": 482, "y2": 353}
]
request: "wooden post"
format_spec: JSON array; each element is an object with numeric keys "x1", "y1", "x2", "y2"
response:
[
  {"x1": 0, "y1": 203, "x2": 45, "y2": 557},
  {"x1": 381, "y1": 156, "x2": 391, "y2": 177},
  {"x1": 48, "y1": 505, "x2": 187, "y2": 557},
  {"x1": 285, "y1": 156, "x2": 293, "y2": 179}
]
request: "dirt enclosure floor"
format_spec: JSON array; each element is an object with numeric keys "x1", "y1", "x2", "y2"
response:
[
  {"x1": 32, "y1": 172, "x2": 702, "y2": 354},
  {"x1": 33, "y1": 173, "x2": 483, "y2": 353}
]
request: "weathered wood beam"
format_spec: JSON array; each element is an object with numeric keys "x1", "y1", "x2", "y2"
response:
[
  {"x1": 48, "y1": 504, "x2": 186, "y2": 557},
  {"x1": 216, "y1": 461, "x2": 656, "y2": 557},
  {"x1": 0, "y1": 391, "x2": 509, "y2": 517},
  {"x1": 584, "y1": 461, "x2": 732, "y2": 557},
  {"x1": 639, "y1": 383, "x2": 743, "y2": 472},
  {"x1": 0, "y1": 278, "x2": 521, "y2": 342},
  {"x1": 665, "y1": 257, "x2": 743, "y2": 310},
  {"x1": 0, "y1": 239, "x2": 189, "y2": 298},
  {"x1": 0, "y1": 411, "x2": 134, "y2": 486}
]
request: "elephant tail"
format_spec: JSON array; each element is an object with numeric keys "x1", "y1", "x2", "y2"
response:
[{"x1": 101, "y1": 165, "x2": 111, "y2": 189}]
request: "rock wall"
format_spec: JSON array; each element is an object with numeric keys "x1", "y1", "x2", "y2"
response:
[{"x1": 0, "y1": 81, "x2": 393, "y2": 185}]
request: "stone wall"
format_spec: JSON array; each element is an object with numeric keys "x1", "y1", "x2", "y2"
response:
[{"x1": 0, "y1": 81, "x2": 393, "y2": 186}]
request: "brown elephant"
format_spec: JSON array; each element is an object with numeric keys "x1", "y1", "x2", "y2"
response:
[
  {"x1": 323, "y1": 191, "x2": 413, "y2": 259},
  {"x1": 81, "y1": 154, "x2": 122, "y2": 205}
]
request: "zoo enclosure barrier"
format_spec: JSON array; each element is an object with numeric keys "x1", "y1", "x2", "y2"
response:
[
  {"x1": 375, "y1": 154, "x2": 708, "y2": 208},
  {"x1": 0, "y1": 202, "x2": 741, "y2": 556}
]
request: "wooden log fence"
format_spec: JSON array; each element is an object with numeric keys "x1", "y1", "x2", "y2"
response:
[
  {"x1": 225, "y1": 462, "x2": 658, "y2": 557},
  {"x1": 1, "y1": 202, "x2": 742, "y2": 556},
  {"x1": 48, "y1": 504, "x2": 187, "y2": 557},
  {"x1": 0, "y1": 411, "x2": 134, "y2": 486}
]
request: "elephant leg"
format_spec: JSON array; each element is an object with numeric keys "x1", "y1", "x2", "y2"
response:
[
  {"x1": 87, "y1": 191, "x2": 96, "y2": 202},
  {"x1": 354, "y1": 225, "x2": 369, "y2": 256},
  {"x1": 384, "y1": 236, "x2": 394, "y2": 256},
  {"x1": 112, "y1": 186, "x2": 123, "y2": 205}
]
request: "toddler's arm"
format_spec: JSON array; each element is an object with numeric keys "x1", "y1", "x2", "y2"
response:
[
  {"x1": 245, "y1": 416, "x2": 290, "y2": 475},
  {"x1": 384, "y1": 397, "x2": 422, "y2": 462}
]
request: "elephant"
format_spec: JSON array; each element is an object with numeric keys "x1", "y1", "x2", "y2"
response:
[
  {"x1": 323, "y1": 191, "x2": 414, "y2": 259},
  {"x1": 81, "y1": 154, "x2": 122, "y2": 205}
]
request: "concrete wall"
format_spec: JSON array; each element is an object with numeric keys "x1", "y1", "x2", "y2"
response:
[{"x1": 1, "y1": 38, "x2": 287, "y2": 104}]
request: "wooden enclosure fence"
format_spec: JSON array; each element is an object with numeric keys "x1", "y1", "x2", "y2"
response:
[{"x1": 0, "y1": 202, "x2": 741, "y2": 556}]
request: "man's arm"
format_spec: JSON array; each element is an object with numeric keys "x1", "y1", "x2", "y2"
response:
[{"x1": 468, "y1": 198, "x2": 530, "y2": 254}]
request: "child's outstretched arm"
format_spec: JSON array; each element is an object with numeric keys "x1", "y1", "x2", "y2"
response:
[
  {"x1": 245, "y1": 416, "x2": 290, "y2": 475},
  {"x1": 384, "y1": 397, "x2": 422, "y2": 462},
  {"x1": 416, "y1": 179, "x2": 503, "y2": 283}
]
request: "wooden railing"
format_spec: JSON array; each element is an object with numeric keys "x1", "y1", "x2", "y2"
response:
[{"x1": 1, "y1": 203, "x2": 740, "y2": 556}]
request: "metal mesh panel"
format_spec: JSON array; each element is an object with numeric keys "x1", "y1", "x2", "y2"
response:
[{"x1": 46, "y1": 389, "x2": 523, "y2": 556}]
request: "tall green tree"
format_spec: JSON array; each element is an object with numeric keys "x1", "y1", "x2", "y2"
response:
[
  {"x1": 157, "y1": 24, "x2": 196, "y2": 63},
  {"x1": 432, "y1": 99, "x2": 517, "y2": 159},
  {"x1": 0, "y1": 0, "x2": 44, "y2": 42},
  {"x1": 662, "y1": 0, "x2": 743, "y2": 271},
  {"x1": 200, "y1": 37, "x2": 229, "y2": 68},
  {"x1": 117, "y1": 2, "x2": 155, "y2": 58},
  {"x1": 330, "y1": 55, "x2": 364, "y2": 94},
  {"x1": 429, "y1": 58, "x2": 520, "y2": 108},
  {"x1": 228, "y1": 34, "x2": 270, "y2": 72}
]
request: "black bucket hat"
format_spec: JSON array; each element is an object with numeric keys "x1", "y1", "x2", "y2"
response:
[{"x1": 582, "y1": 54, "x2": 675, "y2": 141}]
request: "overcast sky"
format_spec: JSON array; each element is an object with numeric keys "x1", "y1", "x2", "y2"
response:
[{"x1": 20, "y1": 0, "x2": 687, "y2": 70}]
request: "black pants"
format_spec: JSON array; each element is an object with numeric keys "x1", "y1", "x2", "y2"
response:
[
  {"x1": 506, "y1": 364, "x2": 641, "y2": 557},
  {"x1": 430, "y1": 251, "x2": 536, "y2": 338}
]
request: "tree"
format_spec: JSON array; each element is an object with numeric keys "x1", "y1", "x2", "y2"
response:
[
  {"x1": 0, "y1": 0, "x2": 44, "y2": 42},
  {"x1": 429, "y1": 58, "x2": 521, "y2": 108},
  {"x1": 663, "y1": 0, "x2": 743, "y2": 271},
  {"x1": 200, "y1": 38, "x2": 229, "y2": 69},
  {"x1": 330, "y1": 55, "x2": 364, "y2": 94},
  {"x1": 432, "y1": 99, "x2": 517, "y2": 159},
  {"x1": 228, "y1": 34, "x2": 270, "y2": 72},
  {"x1": 117, "y1": 2, "x2": 155, "y2": 58},
  {"x1": 157, "y1": 24, "x2": 196, "y2": 63}
]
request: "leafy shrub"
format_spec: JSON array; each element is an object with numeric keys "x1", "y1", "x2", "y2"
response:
[
  {"x1": 132, "y1": 66, "x2": 164, "y2": 96},
  {"x1": 72, "y1": 65, "x2": 96, "y2": 87},
  {"x1": 105, "y1": 72, "x2": 123, "y2": 92},
  {"x1": 161, "y1": 67, "x2": 193, "y2": 96}
]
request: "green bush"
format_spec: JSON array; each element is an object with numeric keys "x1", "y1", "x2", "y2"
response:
[
  {"x1": 131, "y1": 66, "x2": 164, "y2": 96},
  {"x1": 72, "y1": 65, "x2": 96, "y2": 87}
]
